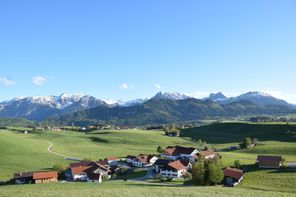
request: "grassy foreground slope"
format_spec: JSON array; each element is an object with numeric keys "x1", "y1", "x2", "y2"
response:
[
  {"x1": 0, "y1": 128, "x2": 194, "y2": 180},
  {"x1": 0, "y1": 123, "x2": 296, "y2": 196},
  {"x1": 1, "y1": 181, "x2": 294, "y2": 197}
]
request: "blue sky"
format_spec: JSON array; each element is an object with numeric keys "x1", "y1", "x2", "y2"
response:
[{"x1": 0, "y1": 0, "x2": 296, "y2": 102}]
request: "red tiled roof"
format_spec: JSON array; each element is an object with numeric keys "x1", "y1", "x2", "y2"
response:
[
  {"x1": 224, "y1": 167, "x2": 243, "y2": 180},
  {"x1": 257, "y1": 155, "x2": 282, "y2": 167},
  {"x1": 164, "y1": 146, "x2": 196, "y2": 156},
  {"x1": 33, "y1": 171, "x2": 58, "y2": 180},
  {"x1": 71, "y1": 166, "x2": 91, "y2": 176},
  {"x1": 199, "y1": 150, "x2": 216, "y2": 157},
  {"x1": 70, "y1": 162, "x2": 92, "y2": 168},
  {"x1": 168, "y1": 160, "x2": 186, "y2": 171},
  {"x1": 105, "y1": 157, "x2": 119, "y2": 161}
]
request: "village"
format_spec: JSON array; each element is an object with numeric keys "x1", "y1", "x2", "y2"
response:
[{"x1": 9, "y1": 145, "x2": 285, "y2": 188}]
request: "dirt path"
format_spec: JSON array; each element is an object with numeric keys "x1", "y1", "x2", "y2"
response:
[{"x1": 46, "y1": 141, "x2": 82, "y2": 161}]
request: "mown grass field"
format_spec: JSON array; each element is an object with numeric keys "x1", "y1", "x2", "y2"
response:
[
  {"x1": 0, "y1": 123, "x2": 296, "y2": 196},
  {"x1": 1, "y1": 181, "x2": 294, "y2": 197}
]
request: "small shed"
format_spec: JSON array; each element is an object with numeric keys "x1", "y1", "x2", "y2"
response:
[{"x1": 224, "y1": 167, "x2": 243, "y2": 187}]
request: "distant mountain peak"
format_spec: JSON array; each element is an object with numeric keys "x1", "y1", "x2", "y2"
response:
[
  {"x1": 152, "y1": 91, "x2": 191, "y2": 100},
  {"x1": 208, "y1": 92, "x2": 227, "y2": 102}
]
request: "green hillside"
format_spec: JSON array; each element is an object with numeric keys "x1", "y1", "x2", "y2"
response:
[
  {"x1": 181, "y1": 122, "x2": 296, "y2": 144},
  {"x1": 1, "y1": 123, "x2": 296, "y2": 196}
]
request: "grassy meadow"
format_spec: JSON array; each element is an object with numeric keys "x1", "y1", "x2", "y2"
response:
[{"x1": 0, "y1": 122, "x2": 296, "y2": 196}]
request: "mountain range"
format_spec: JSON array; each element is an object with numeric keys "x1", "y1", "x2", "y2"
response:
[{"x1": 0, "y1": 91, "x2": 295, "y2": 125}]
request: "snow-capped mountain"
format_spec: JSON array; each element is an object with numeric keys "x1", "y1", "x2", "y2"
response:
[
  {"x1": 151, "y1": 92, "x2": 191, "y2": 100},
  {"x1": 0, "y1": 94, "x2": 108, "y2": 121},
  {"x1": 222, "y1": 91, "x2": 291, "y2": 107},
  {"x1": 102, "y1": 98, "x2": 148, "y2": 107},
  {"x1": 0, "y1": 91, "x2": 295, "y2": 121}
]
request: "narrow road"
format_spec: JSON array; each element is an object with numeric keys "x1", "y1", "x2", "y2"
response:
[{"x1": 46, "y1": 141, "x2": 82, "y2": 161}]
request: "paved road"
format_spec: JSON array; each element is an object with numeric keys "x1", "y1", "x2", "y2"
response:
[{"x1": 46, "y1": 141, "x2": 82, "y2": 161}]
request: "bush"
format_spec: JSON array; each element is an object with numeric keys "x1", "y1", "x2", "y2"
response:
[{"x1": 234, "y1": 160, "x2": 241, "y2": 169}]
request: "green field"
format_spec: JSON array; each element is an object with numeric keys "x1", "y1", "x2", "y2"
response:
[{"x1": 0, "y1": 123, "x2": 296, "y2": 196}]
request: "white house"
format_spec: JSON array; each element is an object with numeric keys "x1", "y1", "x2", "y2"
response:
[
  {"x1": 128, "y1": 154, "x2": 158, "y2": 168},
  {"x1": 161, "y1": 146, "x2": 198, "y2": 160},
  {"x1": 159, "y1": 160, "x2": 187, "y2": 179},
  {"x1": 199, "y1": 150, "x2": 217, "y2": 160},
  {"x1": 70, "y1": 166, "x2": 90, "y2": 181}
]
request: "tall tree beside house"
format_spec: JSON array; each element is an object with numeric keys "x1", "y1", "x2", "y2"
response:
[
  {"x1": 207, "y1": 162, "x2": 224, "y2": 185},
  {"x1": 192, "y1": 158, "x2": 206, "y2": 186}
]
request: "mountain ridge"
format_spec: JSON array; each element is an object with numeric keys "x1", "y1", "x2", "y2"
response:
[{"x1": 0, "y1": 91, "x2": 295, "y2": 122}]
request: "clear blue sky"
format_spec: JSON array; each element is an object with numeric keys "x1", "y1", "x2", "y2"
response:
[{"x1": 0, "y1": 0, "x2": 296, "y2": 102}]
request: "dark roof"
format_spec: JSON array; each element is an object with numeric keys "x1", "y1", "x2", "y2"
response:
[
  {"x1": 126, "y1": 155, "x2": 136, "y2": 159},
  {"x1": 257, "y1": 155, "x2": 282, "y2": 167},
  {"x1": 85, "y1": 162, "x2": 109, "y2": 175},
  {"x1": 13, "y1": 172, "x2": 33, "y2": 179},
  {"x1": 224, "y1": 168, "x2": 243, "y2": 180},
  {"x1": 164, "y1": 146, "x2": 196, "y2": 156},
  {"x1": 179, "y1": 159, "x2": 190, "y2": 167},
  {"x1": 155, "y1": 159, "x2": 171, "y2": 166}
]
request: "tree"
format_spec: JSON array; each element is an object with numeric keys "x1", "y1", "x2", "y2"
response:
[
  {"x1": 281, "y1": 157, "x2": 286, "y2": 167},
  {"x1": 252, "y1": 138, "x2": 259, "y2": 145},
  {"x1": 240, "y1": 137, "x2": 252, "y2": 149},
  {"x1": 234, "y1": 160, "x2": 241, "y2": 169},
  {"x1": 52, "y1": 164, "x2": 67, "y2": 180},
  {"x1": 182, "y1": 172, "x2": 192, "y2": 182},
  {"x1": 157, "y1": 146, "x2": 164, "y2": 154},
  {"x1": 192, "y1": 159, "x2": 205, "y2": 185},
  {"x1": 207, "y1": 162, "x2": 224, "y2": 185}
]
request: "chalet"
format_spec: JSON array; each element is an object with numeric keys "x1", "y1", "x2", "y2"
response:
[
  {"x1": 199, "y1": 150, "x2": 217, "y2": 160},
  {"x1": 131, "y1": 154, "x2": 158, "y2": 168},
  {"x1": 161, "y1": 146, "x2": 198, "y2": 160},
  {"x1": 256, "y1": 155, "x2": 282, "y2": 169},
  {"x1": 154, "y1": 159, "x2": 171, "y2": 173},
  {"x1": 126, "y1": 155, "x2": 136, "y2": 163},
  {"x1": 12, "y1": 171, "x2": 58, "y2": 184},
  {"x1": 84, "y1": 162, "x2": 110, "y2": 179},
  {"x1": 224, "y1": 167, "x2": 244, "y2": 187},
  {"x1": 159, "y1": 160, "x2": 187, "y2": 179},
  {"x1": 69, "y1": 162, "x2": 107, "y2": 182},
  {"x1": 70, "y1": 166, "x2": 90, "y2": 181}
]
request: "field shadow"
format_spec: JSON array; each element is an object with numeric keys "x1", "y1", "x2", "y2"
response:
[
  {"x1": 268, "y1": 168, "x2": 296, "y2": 174},
  {"x1": 180, "y1": 123, "x2": 296, "y2": 144},
  {"x1": 89, "y1": 137, "x2": 109, "y2": 143}
]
